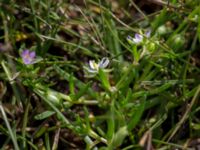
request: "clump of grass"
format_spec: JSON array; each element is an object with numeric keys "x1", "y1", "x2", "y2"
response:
[{"x1": 0, "y1": 0, "x2": 200, "y2": 149}]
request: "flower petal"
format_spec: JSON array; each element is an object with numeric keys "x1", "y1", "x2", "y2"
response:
[
  {"x1": 21, "y1": 49, "x2": 29, "y2": 56},
  {"x1": 145, "y1": 30, "x2": 151, "y2": 38},
  {"x1": 127, "y1": 35, "x2": 133, "y2": 41},
  {"x1": 29, "y1": 51, "x2": 36, "y2": 58},
  {"x1": 133, "y1": 33, "x2": 143, "y2": 44},
  {"x1": 99, "y1": 57, "x2": 109, "y2": 68},
  {"x1": 23, "y1": 57, "x2": 32, "y2": 64},
  {"x1": 89, "y1": 60, "x2": 98, "y2": 70}
]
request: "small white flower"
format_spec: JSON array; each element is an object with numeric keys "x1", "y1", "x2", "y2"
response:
[
  {"x1": 127, "y1": 30, "x2": 151, "y2": 45},
  {"x1": 88, "y1": 57, "x2": 109, "y2": 73},
  {"x1": 84, "y1": 57, "x2": 110, "y2": 77},
  {"x1": 132, "y1": 33, "x2": 143, "y2": 44}
]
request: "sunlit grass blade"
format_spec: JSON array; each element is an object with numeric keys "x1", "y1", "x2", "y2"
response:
[{"x1": 0, "y1": 104, "x2": 20, "y2": 150}]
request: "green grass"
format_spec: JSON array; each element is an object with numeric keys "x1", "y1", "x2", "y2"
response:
[{"x1": 0, "y1": 0, "x2": 200, "y2": 149}]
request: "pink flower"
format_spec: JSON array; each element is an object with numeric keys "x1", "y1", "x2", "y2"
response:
[{"x1": 21, "y1": 49, "x2": 36, "y2": 65}]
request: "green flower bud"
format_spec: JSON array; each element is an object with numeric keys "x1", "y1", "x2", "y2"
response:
[
  {"x1": 157, "y1": 25, "x2": 171, "y2": 35},
  {"x1": 169, "y1": 34, "x2": 185, "y2": 51}
]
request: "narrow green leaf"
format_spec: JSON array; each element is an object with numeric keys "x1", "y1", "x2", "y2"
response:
[
  {"x1": 34, "y1": 110, "x2": 55, "y2": 120},
  {"x1": 69, "y1": 73, "x2": 75, "y2": 95},
  {"x1": 109, "y1": 126, "x2": 128, "y2": 149},
  {"x1": 116, "y1": 65, "x2": 135, "y2": 90},
  {"x1": 107, "y1": 101, "x2": 115, "y2": 140},
  {"x1": 128, "y1": 96, "x2": 146, "y2": 131},
  {"x1": 99, "y1": 69, "x2": 111, "y2": 91},
  {"x1": 33, "y1": 124, "x2": 49, "y2": 139},
  {"x1": 74, "y1": 82, "x2": 92, "y2": 100},
  {"x1": 132, "y1": 45, "x2": 139, "y2": 63},
  {"x1": 149, "y1": 83, "x2": 172, "y2": 95}
]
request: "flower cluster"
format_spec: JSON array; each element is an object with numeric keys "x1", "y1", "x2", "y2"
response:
[{"x1": 126, "y1": 30, "x2": 153, "y2": 64}]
